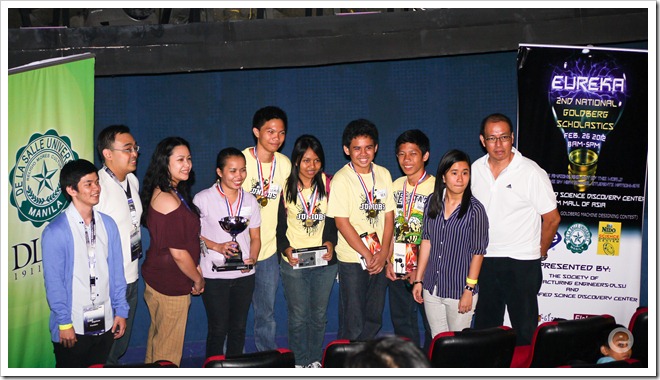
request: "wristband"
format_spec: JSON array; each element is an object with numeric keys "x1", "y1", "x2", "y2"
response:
[
  {"x1": 412, "y1": 280, "x2": 423, "y2": 286},
  {"x1": 466, "y1": 277, "x2": 478, "y2": 285},
  {"x1": 59, "y1": 323, "x2": 73, "y2": 330}
]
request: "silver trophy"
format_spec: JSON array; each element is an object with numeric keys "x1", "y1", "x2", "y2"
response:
[{"x1": 215, "y1": 216, "x2": 252, "y2": 272}]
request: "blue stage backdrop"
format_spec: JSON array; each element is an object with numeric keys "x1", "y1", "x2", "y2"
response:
[{"x1": 93, "y1": 43, "x2": 647, "y2": 359}]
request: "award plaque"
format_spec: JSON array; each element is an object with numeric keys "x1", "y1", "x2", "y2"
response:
[{"x1": 215, "y1": 216, "x2": 253, "y2": 271}]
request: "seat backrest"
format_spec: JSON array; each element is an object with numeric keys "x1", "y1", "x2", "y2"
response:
[
  {"x1": 428, "y1": 326, "x2": 517, "y2": 368},
  {"x1": 203, "y1": 348, "x2": 295, "y2": 368},
  {"x1": 321, "y1": 340, "x2": 368, "y2": 368},
  {"x1": 529, "y1": 315, "x2": 616, "y2": 367},
  {"x1": 628, "y1": 307, "x2": 648, "y2": 366}
]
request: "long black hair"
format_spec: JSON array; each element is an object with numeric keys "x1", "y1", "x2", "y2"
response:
[
  {"x1": 140, "y1": 136, "x2": 199, "y2": 225},
  {"x1": 427, "y1": 149, "x2": 473, "y2": 220},
  {"x1": 285, "y1": 134, "x2": 327, "y2": 204}
]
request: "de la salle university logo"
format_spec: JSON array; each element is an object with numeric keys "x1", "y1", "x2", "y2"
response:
[{"x1": 9, "y1": 130, "x2": 78, "y2": 280}]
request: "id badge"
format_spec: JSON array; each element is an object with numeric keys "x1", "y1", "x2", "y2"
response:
[
  {"x1": 130, "y1": 227, "x2": 142, "y2": 261},
  {"x1": 83, "y1": 304, "x2": 105, "y2": 336}
]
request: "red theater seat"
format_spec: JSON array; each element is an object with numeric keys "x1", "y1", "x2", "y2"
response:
[
  {"x1": 203, "y1": 348, "x2": 295, "y2": 368},
  {"x1": 511, "y1": 314, "x2": 616, "y2": 368},
  {"x1": 428, "y1": 326, "x2": 516, "y2": 368}
]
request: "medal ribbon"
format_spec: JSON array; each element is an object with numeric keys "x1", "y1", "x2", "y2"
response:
[
  {"x1": 216, "y1": 183, "x2": 243, "y2": 217},
  {"x1": 253, "y1": 146, "x2": 276, "y2": 200},
  {"x1": 349, "y1": 162, "x2": 376, "y2": 208},
  {"x1": 84, "y1": 215, "x2": 97, "y2": 304},
  {"x1": 297, "y1": 184, "x2": 319, "y2": 224},
  {"x1": 403, "y1": 171, "x2": 428, "y2": 223}
]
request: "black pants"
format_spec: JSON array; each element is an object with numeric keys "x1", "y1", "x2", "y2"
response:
[
  {"x1": 53, "y1": 330, "x2": 114, "y2": 367},
  {"x1": 201, "y1": 275, "x2": 255, "y2": 357},
  {"x1": 473, "y1": 257, "x2": 543, "y2": 346}
]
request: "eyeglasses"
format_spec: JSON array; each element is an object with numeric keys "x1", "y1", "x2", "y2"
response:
[
  {"x1": 111, "y1": 145, "x2": 140, "y2": 154},
  {"x1": 484, "y1": 135, "x2": 512, "y2": 144}
]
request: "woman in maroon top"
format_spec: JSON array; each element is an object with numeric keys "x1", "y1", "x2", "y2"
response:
[{"x1": 140, "y1": 136, "x2": 205, "y2": 366}]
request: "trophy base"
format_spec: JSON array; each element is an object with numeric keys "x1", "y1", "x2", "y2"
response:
[{"x1": 212, "y1": 259, "x2": 254, "y2": 272}]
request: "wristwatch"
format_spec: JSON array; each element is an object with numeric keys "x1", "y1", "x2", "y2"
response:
[{"x1": 464, "y1": 284, "x2": 475, "y2": 294}]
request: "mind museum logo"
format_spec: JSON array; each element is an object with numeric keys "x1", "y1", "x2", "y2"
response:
[{"x1": 10, "y1": 130, "x2": 78, "y2": 227}]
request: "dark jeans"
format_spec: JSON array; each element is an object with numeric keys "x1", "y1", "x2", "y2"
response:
[
  {"x1": 473, "y1": 257, "x2": 543, "y2": 346},
  {"x1": 388, "y1": 278, "x2": 432, "y2": 349},
  {"x1": 106, "y1": 280, "x2": 138, "y2": 365},
  {"x1": 202, "y1": 275, "x2": 256, "y2": 357},
  {"x1": 337, "y1": 262, "x2": 388, "y2": 340},
  {"x1": 53, "y1": 330, "x2": 114, "y2": 367}
]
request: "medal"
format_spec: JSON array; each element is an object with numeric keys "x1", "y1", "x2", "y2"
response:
[
  {"x1": 305, "y1": 219, "x2": 314, "y2": 227},
  {"x1": 254, "y1": 146, "x2": 276, "y2": 209},
  {"x1": 349, "y1": 162, "x2": 379, "y2": 220},
  {"x1": 368, "y1": 209, "x2": 378, "y2": 218},
  {"x1": 401, "y1": 171, "x2": 427, "y2": 233},
  {"x1": 297, "y1": 183, "x2": 320, "y2": 229}
]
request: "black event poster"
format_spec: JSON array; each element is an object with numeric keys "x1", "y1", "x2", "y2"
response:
[{"x1": 517, "y1": 44, "x2": 647, "y2": 325}]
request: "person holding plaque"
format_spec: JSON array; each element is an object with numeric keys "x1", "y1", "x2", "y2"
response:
[
  {"x1": 412, "y1": 149, "x2": 488, "y2": 336},
  {"x1": 193, "y1": 147, "x2": 261, "y2": 358},
  {"x1": 140, "y1": 137, "x2": 205, "y2": 367},
  {"x1": 385, "y1": 130, "x2": 434, "y2": 350},
  {"x1": 242, "y1": 106, "x2": 292, "y2": 351},
  {"x1": 327, "y1": 119, "x2": 396, "y2": 340},
  {"x1": 276, "y1": 135, "x2": 337, "y2": 368}
]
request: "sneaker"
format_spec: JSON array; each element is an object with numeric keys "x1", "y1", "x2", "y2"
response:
[
  {"x1": 295, "y1": 365, "x2": 304, "y2": 368},
  {"x1": 306, "y1": 361, "x2": 322, "y2": 368}
]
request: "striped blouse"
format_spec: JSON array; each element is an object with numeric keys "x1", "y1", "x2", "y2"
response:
[{"x1": 421, "y1": 193, "x2": 489, "y2": 299}]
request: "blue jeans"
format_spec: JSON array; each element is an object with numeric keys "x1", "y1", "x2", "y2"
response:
[
  {"x1": 337, "y1": 262, "x2": 388, "y2": 340},
  {"x1": 202, "y1": 275, "x2": 255, "y2": 357},
  {"x1": 106, "y1": 280, "x2": 138, "y2": 365},
  {"x1": 280, "y1": 260, "x2": 337, "y2": 365},
  {"x1": 252, "y1": 253, "x2": 280, "y2": 351},
  {"x1": 388, "y1": 279, "x2": 421, "y2": 346}
]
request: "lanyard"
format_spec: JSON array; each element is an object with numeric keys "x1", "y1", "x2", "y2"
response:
[
  {"x1": 172, "y1": 187, "x2": 191, "y2": 211},
  {"x1": 84, "y1": 216, "x2": 98, "y2": 304},
  {"x1": 349, "y1": 162, "x2": 376, "y2": 204},
  {"x1": 402, "y1": 171, "x2": 428, "y2": 223},
  {"x1": 297, "y1": 183, "x2": 319, "y2": 226},
  {"x1": 253, "y1": 146, "x2": 276, "y2": 199},
  {"x1": 103, "y1": 166, "x2": 139, "y2": 228},
  {"x1": 215, "y1": 183, "x2": 243, "y2": 217}
]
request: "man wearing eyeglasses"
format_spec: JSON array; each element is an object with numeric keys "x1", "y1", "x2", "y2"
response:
[
  {"x1": 96, "y1": 125, "x2": 144, "y2": 364},
  {"x1": 471, "y1": 113, "x2": 560, "y2": 346}
]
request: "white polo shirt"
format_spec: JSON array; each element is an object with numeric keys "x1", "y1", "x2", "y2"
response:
[{"x1": 471, "y1": 147, "x2": 557, "y2": 260}]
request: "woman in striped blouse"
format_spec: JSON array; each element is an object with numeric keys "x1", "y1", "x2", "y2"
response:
[{"x1": 412, "y1": 149, "x2": 489, "y2": 336}]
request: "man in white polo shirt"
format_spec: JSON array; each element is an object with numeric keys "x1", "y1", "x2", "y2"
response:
[{"x1": 471, "y1": 113, "x2": 560, "y2": 346}]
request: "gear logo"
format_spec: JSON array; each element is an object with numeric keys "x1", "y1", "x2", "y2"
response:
[
  {"x1": 9, "y1": 130, "x2": 79, "y2": 227},
  {"x1": 564, "y1": 223, "x2": 592, "y2": 254}
]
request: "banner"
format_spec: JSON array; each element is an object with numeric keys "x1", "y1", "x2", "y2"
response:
[
  {"x1": 7, "y1": 54, "x2": 95, "y2": 368},
  {"x1": 517, "y1": 45, "x2": 647, "y2": 325}
]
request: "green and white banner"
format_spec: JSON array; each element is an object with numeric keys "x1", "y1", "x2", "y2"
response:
[{"x1": 7, "y1": 54, "x2": 95, "y2": 368}]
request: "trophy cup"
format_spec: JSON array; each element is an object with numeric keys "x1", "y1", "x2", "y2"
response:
[{"x1": 214, "y1": 216, "x2": 253, "y2": 272}]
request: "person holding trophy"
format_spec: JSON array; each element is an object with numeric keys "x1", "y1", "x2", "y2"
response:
[
  {"x1": 276, "y1": 135, "x2": 337, "y2": 368},
  {"x1": 193, "y1": 147, "x2": 261, "y2": 358}
]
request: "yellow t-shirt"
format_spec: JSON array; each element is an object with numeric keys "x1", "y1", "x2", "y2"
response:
[
  {"x1": 282, "y1": 173, "x2": 330, "y2": 263},
  {"x1": 242, "y1": 147, "x2": 292, "y2": 261},
  {"x1": 327, "y1": 162, "x2": 396, "y2": 263},
  {"x1": 392, "y1": 174, "x2": 435, "y2": 245}
]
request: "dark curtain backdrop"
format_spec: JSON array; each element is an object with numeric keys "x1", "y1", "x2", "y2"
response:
[{"x1": 93, "y1": 43, "x2": 647, "y2": 354}]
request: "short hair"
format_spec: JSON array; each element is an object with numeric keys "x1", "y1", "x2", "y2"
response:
[
  {"x1": 96, "y1": 124, "x2": 131, "y2": 163},
  {"x1": 342, "y1": 118, "x2": 379, "y2": 149},
  {"x1": 479, "y1": 113, "x2": 513, "y2": 137},
  {"x1": 347, "y1": 336, "x2": 431, "y2": 368},
  {"x1": 252, "y1": 106, "x2": 288, "y2": 132},
  {"x1": 59, "y1": 159, "x2": 98, "y2": 202},
  {"x1": 395, "y1": 129, "x2": 430, "y2": 157},
  {"x1": 215, "y1": 147, "x2": 246, "y2": 182}
]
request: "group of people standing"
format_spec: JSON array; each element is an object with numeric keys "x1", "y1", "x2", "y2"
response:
[{"x1": 42, "y1": 106, "x2": 560, "y2": 368}]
